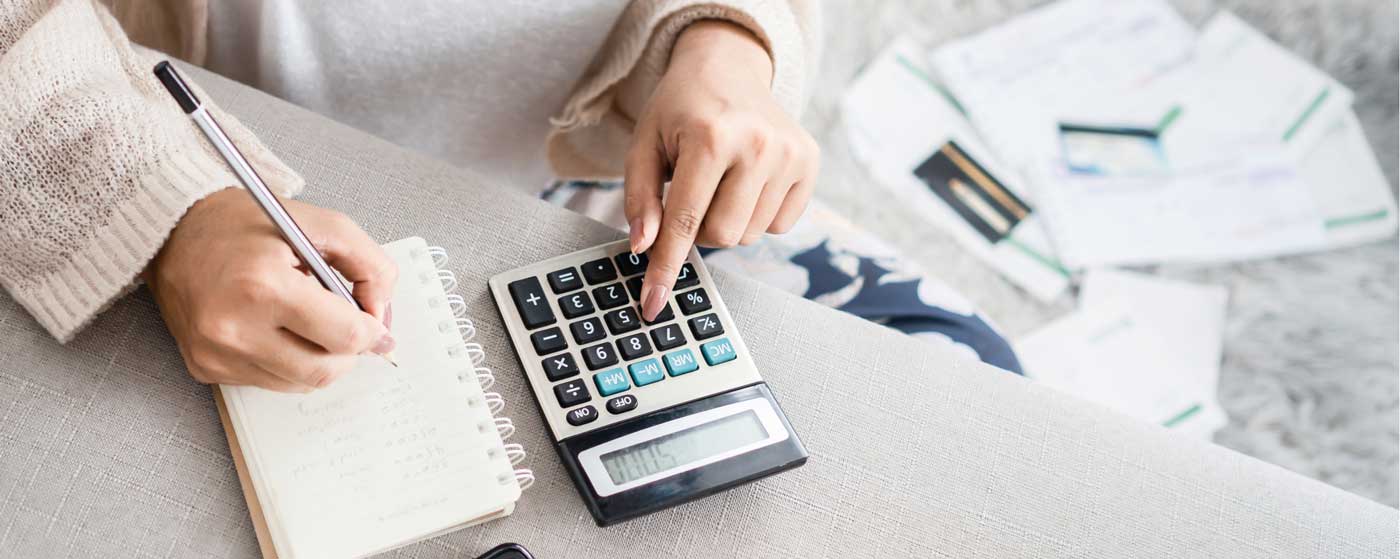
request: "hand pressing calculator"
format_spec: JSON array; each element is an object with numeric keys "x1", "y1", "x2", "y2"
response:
[{"x1": 489, "y1": 240, "x2": 807, "y2": 526}]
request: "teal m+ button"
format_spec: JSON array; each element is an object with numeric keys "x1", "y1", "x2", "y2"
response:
[{"x1": 593, "y1": 368, "x2": 630, "y2": 396}]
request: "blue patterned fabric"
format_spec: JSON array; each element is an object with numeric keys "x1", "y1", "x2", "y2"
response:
[{"x1": 544, "y1": 179, "x2": 1022, "y2": 375}]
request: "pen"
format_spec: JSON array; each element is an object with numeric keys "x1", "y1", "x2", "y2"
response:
[{"x1": 152, "y1": 61, "x2": 397, "y2": 367}]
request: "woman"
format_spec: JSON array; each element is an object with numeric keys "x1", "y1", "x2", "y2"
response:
[{"x1": 0, "y1": 0, "x2": 1016, "y2": 393}]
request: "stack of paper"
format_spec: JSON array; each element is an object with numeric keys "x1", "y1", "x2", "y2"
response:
[{"x1": 1015, "y1": 270, "x2": 1229, "y2": 438}]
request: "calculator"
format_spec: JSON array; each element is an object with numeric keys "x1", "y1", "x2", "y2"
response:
[{"x1": 489, "y1": 240, "x2": 807, "y2": 526}]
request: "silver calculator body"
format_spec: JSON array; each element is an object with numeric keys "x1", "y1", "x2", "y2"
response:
[{"x1": 489, "y1": 240, "x2": 807, "y2": 526}]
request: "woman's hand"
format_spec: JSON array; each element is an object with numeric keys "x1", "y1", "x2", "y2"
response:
[
  {"x1": 146, "y1": 188, "x2": 398, "y2": 392},
  {"x1": 626, "y1": 20, "x2": 819, "y2": 321}
]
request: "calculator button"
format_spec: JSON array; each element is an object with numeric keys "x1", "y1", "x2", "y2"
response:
[
  {"x1": 675, "y1": 288, "x2": 712, "y2": 315},
  {"x1": 542, "y1": 352, "x2": 580, "y2": 382},
  {"x1": 558, "y1": 291, "x2": 594, "y2": 319},
  {"x1": 530, "y1": 327, "x2": 568, "y2": 355},
  {"x1": 554, "y1": 379, "x2": 591, "y2": 407},
  {"x1": 592, "y1": 283, "x2": 629, "y2": 310},
  {"x1": 604, "y1": 307, "x2": 641, "y2": 334},
  {"x1": 701, "y1": 338, "x2": 737, "y2": 366},
  {"x1": 643, "y1": 302, "x2": 675, "y2": 325},
  {"x1": 628, "y1": 359, "x2": 665, "y2": 387},
  {"x1": 593, "y1": 368, "x2": 630, "y2": 396},
  {"x1": 582, "y1": 341, "x2": 619, "y2": 370},
  {"x1": 606, "y1": 394, "x2": 638, "y2": 415},
  {"x1": 615, "y1": 333, "x2": 653, "y2": 361},
  {"x1": 581, "y1": 258, "x2": 618, "y2": 284},
  {"x1": 547, "y1": 267, "x2": 583, "y2": 294},
  {"x1": 650, "y1": 323, "x2": 686, "y2": 350},
  {"x1": 614, "y1": 252, "x2": 648, "y2": 276},
  {"x1": 626, "y1": 276, "x2": 643, "y2": 300},
  {"x1": 508, "y1": 277, "x2": 555, "y2": 329},
  {"x1": 675, "y1": 263, "x2": 700, "y2": 289},
  {"x1": 570, "y1": 317, "x2": 607, "y2": 344},
  {"x1": 663, "y1": 349, "x2": 700, "y2": 376},
  {"x1": 566, "y1": 405, "x2": 598, "y2": 426},
  {"x1": 688, "y1": 313, "x2": 724, "y2": 340}
]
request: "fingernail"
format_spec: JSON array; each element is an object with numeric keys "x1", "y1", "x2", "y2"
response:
[
  {"x1": 642, "y1": 284, "x2": 669, "y2": 321},
  {"x1": 383, "y1": 303, "x2": 394, "y2": 329},
  {"x1": 628, "y1": 218, "x2": 644, "y2": 253},
  {"x1": 371, "y1": 333, "x2": 396, "y2": 355}
]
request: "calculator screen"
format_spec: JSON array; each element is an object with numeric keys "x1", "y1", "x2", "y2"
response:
[{"x1": 600, "y1": 410, "x2": 768, "y2": 485}]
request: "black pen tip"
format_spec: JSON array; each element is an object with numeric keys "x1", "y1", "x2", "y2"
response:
[{"x1": 153, "y1": 60, "x2": 200, "y2": 114}]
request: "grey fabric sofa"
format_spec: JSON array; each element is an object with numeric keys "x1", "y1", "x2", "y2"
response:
[{"x1": 0, "y1": 65, "x2": 1394, "y2": 558}]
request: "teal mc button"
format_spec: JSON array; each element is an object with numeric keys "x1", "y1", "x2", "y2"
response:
[
  {"x1": 628, "y1": 358, "x2": 666, "y2": 387},
  {"x1": 593, "y1": 368, "x2": 630, "y2": 396},
  {"x1": 663, "y1": 349, "x2": 700, "y2": 376},
  {"x1": 701, "y1": 338, "x2": 737, "y2": 366}
]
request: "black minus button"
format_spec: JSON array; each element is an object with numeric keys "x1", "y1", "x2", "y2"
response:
[{"x1": 508, "y1": 276, "x2": 556, "y2": 329}]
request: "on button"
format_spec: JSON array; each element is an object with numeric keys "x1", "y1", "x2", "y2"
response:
[{"x1": 566, "y1": 405, "x2": 598, "y2": 426}]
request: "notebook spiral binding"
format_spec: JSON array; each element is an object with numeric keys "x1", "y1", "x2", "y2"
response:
[{"x1": 422, "y1": 246, "x2": 534, "y2": 491}]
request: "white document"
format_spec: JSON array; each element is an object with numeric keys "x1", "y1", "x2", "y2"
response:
[
  {"x1": 928, "y1": 0, "x2": 1198, "y2": 168},
  {"x1": 1031, "y1": 146, "x2": 1327, "y2": 267},
  {"x1": 1300, "y1": 111, "x2": 1399, "y2": 248},
  {"x1": 1016, "y1": 269, "x2": 1229, "y2": 437},
  {"x1": 841, "y1": 37, "x2": 1071, "y2": 302}
]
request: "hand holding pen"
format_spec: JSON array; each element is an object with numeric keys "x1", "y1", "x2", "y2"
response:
[{"x1": 144, "y1": 61, "x2": 399, "y2": 392}]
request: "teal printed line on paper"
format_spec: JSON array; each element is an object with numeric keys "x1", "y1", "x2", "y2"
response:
[
  {"x1": 1001, "y1": 236, "x2": 1071, "y2": 279},
  {"x1": 1324, "y1": 208, "x2": 1391, "y2": 229},
  {"x1": 894, "y1": 54, "x2": 969, "y2": 116},
  {"x1": 1163, "y1": 404, "x2": 1204, "y2": 428},
  {"x1": 1154, "y1": 105, "x2": 1184, "y2": 135},
  {"x1": 1283, "y1": 88, "x2": 1330, "y2": 143}
]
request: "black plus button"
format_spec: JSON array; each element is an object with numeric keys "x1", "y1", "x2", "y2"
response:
[
  {"x1": 615, "y1": 333, "x2": 652, "y2": 361},
  {"x1": 581, "y1": 342, "x2": 618, "y2": 370},
  {"x1": 675, "y1": 263, "x2": 700, "y2": 289},
  {"x1": 614, "y1": 252, "x2": 648, "y2": 276},
  {"x1": 541, "y1": 352, "x2": 579, "y2": 382},
  {"x1": 650, "y1": 323, "x2": 686, "y2": 350},
  {"x1": 558, "y1": 291, "x2": 594, "y2": 319},
  {"x1": 688, "y1": 313, "x2": 724, "y2": 340},
  {"x1": 581, "y1": 258, "x2": 618, "y2": 285},
  {"x1": 570, "y1": 317, "x2": 606, "y2": 344},
  {"x1": 606, "y1": 394, "x2": 638, "y2": 415},
  {"x1": 604, "y1": 307, "x2": 641, "y2": 335},
  {"x1": 508, "y1": 277, "x2": 555, "y2": 329},
  {"x1": 592, "y1": 283, "x2": 629, "y2": 310},
  {"x1": 676, "y1": 288, "x2": 712, "y2": 315},
  {"x1": 530, "y1": 327, "x2": 568, "y2": 355},
  {"x1": 546, "y1": 267, "x2": 583, "y2": 294},
  {"x1": 566, "y1": 405, "x2": 598, "y2": 426},
  {"x1": 554, "y1": 379, "x2": 591, "y2": 408}
]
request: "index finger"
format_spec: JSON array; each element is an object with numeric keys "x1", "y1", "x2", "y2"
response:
[
  {"x1": 640, "y1": 148, "x2": 727, "y2": 321},
  {"x1": 306, "y1": 210, "x2": 399, "y2": 322}
]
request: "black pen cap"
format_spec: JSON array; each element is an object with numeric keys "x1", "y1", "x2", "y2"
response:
[{"x1": 153, "y1": 60, "x2": 200, "y2": 114}]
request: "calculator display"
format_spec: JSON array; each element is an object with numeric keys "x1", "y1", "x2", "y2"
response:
[{"x1": 600, "y1": 410, "x2": 768, "y2": 485}]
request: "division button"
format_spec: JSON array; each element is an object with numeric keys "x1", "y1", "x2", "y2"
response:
[{"x1": 554, "y1": 379, "x2": 591, "y2": 408}]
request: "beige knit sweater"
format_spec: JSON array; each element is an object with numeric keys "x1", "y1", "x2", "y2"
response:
[{"x1": 1, "y1": 0, "x2": 818, "y2": 342}]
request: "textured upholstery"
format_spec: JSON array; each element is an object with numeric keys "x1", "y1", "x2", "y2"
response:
[{"x1": 0, "y1": 64, "x2": 1394, "y2": 558}]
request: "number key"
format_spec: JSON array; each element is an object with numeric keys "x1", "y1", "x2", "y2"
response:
[
  {"x1": 688, "y1": 313, "x2": 724, "y2": 340},
  {"x1": 604, "y1": 307, "x2": 641, "y2": 334},
  {"x1": 614, "y1": 252, "x2": 648, "y2": 276},
  {"x1": 650, "y1": 323, "x2": 686, "y2": 351},
  {"x1": 581, "y1": 258, "x2": 618, "y2": 284},
  {"x1": 570, "y1": 317, "x2": 606, "y2": 344},
  {"x1": 676, "y1": 288, "x2": 712, "y2": 315},
  {"x1": 558, "y1": 291, "x2": 594, "y2": 319},
  {"x1": 615, "y1": 333, "x2": 652, "y2": 360},
  {"x1": 582, "y1": 342, "x2": 618, "y2": 370},
  {"x1": 592, "y1": 283, "x2": 628, "y2": 310},
  {"x1": 626, "y1": 276, "x2": 643, "y2": 301}
]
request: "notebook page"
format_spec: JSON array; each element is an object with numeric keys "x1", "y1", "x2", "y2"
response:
[{"x1": 221, "y1": 238, "x2": 519, "y2": 559}]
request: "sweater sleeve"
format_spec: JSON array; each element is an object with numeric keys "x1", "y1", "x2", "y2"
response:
[
  {"x1": 0, "y1": 0, "x2": 303, "y2": 342},
  {"x1": 546, "y1": 0, "x2": 821, "y2": 179}
]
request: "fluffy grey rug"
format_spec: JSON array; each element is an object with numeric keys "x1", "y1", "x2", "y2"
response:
[{"x1": 804, "y1": 0, "x2": 1399, "y2": 506}]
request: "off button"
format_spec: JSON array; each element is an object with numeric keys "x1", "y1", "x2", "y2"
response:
[{"x1": 606, "y1": 394, "x2": 638, "y2": 415}]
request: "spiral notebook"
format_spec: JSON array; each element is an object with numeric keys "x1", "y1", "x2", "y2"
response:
[{"x1": 213, "y1": 237, "x2": 531, "y2": 559}]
